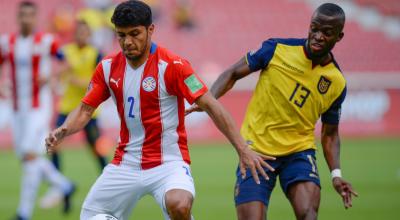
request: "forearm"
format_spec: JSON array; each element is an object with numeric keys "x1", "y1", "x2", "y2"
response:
[
  {"x1": 61, "y1": 103, "x2": 94, "y2": 136},
  {"x1": 210, "y1": 69, "x2": 237, "y2": 99},
  {"x1": 210, "y1": 57, "x2": 251, "y2": 99},
  {"x1": 321, "y1": 124, "x2": 341, "y2": 171}
]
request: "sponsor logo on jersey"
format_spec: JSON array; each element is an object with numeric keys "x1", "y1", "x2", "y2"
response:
[
  {"x1": 317, "y1": 76, "x2": 331, "y2": 94},
  {"x1": 142, "y1": 76, "x2": 157, "y2": 92},
  {"x1": 184, "y1": 74, "x2": 203, "y2": 94}
]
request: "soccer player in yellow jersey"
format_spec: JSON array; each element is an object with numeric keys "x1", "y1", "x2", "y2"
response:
[
  {"x1": 52, "y1": 20, "x2": 107, "y2": 172},
  {"x1": 187, "y1": 3, "x2": 358, "y2": 220}
]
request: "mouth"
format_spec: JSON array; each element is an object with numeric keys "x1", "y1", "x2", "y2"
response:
[{"x1": 310, "y1": 43, "x2": 324, "y2": 52}]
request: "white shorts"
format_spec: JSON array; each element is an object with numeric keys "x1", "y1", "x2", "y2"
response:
[
  {"x1": 11, "y1": 109, "x2": 50, "y2": 158},
  {"x1": 81, "y1": 161, "x2": 195, "y2": 220}
]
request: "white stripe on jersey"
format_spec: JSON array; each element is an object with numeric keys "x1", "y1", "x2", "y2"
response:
[{"x1": 158, "y1": 60, "x2": 182, "y2": 162}]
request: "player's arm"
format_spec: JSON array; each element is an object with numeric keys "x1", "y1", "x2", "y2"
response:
[
  {"x1": 46, "y1": 61, "x2": 110, "y2": 153},
  {"x1": 186, "y1": 39, "x2": 276, "y2": 114},
  {"x1": 195, "y1": 92, "x2": 275, "y2": 184},
  {"x1": 320, "y1": 87, "x2": 358, "y2": 209},
  {"x1": 45, "y1": 102, "x2": 95, "y2": 153}
]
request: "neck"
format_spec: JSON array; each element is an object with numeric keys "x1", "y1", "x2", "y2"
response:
[{"x1": 20, "y1": 29, "x2": 32, "y2": 37}]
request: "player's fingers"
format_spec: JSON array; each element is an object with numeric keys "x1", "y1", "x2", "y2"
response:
[
  {"x1": 350, "y1": 188, "x2": 359, "y2": 197},
  {"x1": 239, "y1": 162, "x2": 246, "y2": 179},
  {"x1": 259, "y1": 159, "x2": 275, "y2": 172},
  {"x1": 249, "y1": 165, "x2": 261, "y2": 185},
  {"x1": 258, "y1": 154, "x2": 276, "y2": 161},
  {"x1": 255, "y1": 161, "x2": 269, "y2": 180}
]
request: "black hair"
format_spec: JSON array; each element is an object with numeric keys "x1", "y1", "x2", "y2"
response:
[
  {"x1": 19, "y1": 1, "x2": 37, "y2": 9},
  {"x1": 111, "y1": 0, "x2": 152, "y2": 27},
  {"x1": 316, "y1": 3, "x2": 345, "y2": 24}
]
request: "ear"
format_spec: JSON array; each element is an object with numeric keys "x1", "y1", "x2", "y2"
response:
[
  {"x1": 148, "y1": 24, "x2": 155, "y2": 36},
  {"x1": 336, "y1": 32, "x2": 344, "y2": 42}
]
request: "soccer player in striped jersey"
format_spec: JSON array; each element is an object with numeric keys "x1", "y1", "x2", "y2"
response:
[
  {"x1": 45, "y1": 1, "x2": 273, "y2": 220},
  {"x1": 0, "y1": 1, "x2": 75, "y2": 220},
  {"x1": 187, "y1": 3, "x2": 358, "y2": 220}
]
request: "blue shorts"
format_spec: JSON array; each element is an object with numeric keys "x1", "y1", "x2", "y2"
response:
[{"x1": 234, "y1": 149, "x2": 320, "y2": 206}]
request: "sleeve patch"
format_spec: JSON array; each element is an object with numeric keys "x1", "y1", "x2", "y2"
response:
[{"x1": 184, "y1": 74, "x2": 204, "y2": 94}]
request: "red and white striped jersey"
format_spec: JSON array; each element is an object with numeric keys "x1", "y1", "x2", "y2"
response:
[
  {"x1": 82, "y1": 43, "x2": 208, "y2": 170},
  {"x1": 0, "y1": 32, "x2": 61, "y2": 112}
]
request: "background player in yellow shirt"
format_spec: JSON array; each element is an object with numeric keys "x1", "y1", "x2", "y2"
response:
[
  {"x1": 52, "y1": 20, "x2": 106, "y2": 172},
  {"x1": 187, "y1": 3, "x2": 358, "y2": 220}
]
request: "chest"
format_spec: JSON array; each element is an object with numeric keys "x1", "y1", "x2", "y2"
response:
[{"x1": 263, "y1": 52, "x2": 340, "y2": 113}]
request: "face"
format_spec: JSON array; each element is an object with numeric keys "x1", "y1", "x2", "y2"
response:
[
  {"x1": 115, "y1": 24, "x2": 154, "y2": 61},
  {"x1": 307, "y1": 12, "x2": 344, "y2": 58},
  {"x1": 75, "y1": 22, "x2": 91, "y2": 46},
  {"x1": 18, "y1": 5, "x2": 37, "y2": 34}
]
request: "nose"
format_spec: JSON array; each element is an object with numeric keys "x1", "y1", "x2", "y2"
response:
[
  {"x1": 124, "y1": 36, "x2": 133, "y2": 47},
  {"x1": 315, "y1": 31, "x2": 324, "y2": 41}
]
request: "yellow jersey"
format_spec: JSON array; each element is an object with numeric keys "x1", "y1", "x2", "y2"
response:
[
  {"x1": 59, "y1": 43, "x2": 101, "y2": 115},
  {"x1": 242, "y1": 38, "x2": 346, "y2": 156}
]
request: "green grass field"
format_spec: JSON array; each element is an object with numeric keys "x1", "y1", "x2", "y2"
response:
[{"x1": 1, "y1": 138, "x2": 399, "y2": 220}]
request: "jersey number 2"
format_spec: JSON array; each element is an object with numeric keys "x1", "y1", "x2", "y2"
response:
[
  {"x1": 289, "y1": 83, "x2": 310, "y2": 108},
  {"x1": 127, "y1": 96, "x2": 135, "y2": 118}
]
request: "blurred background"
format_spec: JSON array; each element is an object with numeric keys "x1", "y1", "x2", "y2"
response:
[{"x1": 0, "y1": 0, "x2": 399, "y2": 219}]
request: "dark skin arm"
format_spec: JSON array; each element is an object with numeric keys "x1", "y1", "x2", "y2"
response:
[
  {"x1": 45, "y1": 102, "x2": 95, "y2": 153},
  {"x1": 321, "y1": 123, "x2": 358, "y2": 209},
  {"x1": 186, "y1": 57, "x2": 251, "y2": 114}
]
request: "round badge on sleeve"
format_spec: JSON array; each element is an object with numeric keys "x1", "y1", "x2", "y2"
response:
[{"x1": 142, "y1": 77, "x2": 157, "y2": 92}]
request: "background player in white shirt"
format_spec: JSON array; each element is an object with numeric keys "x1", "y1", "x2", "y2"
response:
[
  {"x1": 0, "y1": 1, "x2": 75, "y2": 220},
  {"x1": 45, "y1": 1, "x2": 275, "y2": 220}
]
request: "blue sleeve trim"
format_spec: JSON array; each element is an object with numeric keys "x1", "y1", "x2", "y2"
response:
[
  {"x1": 321, "y1": 86, "x2": 347, "y2": 124},
  {"x1": 246, "y1": 39, "x2": 277, "y2": 72},
  {"x1": 246, "y1": 38, "x2": 306, "y2": 72}
]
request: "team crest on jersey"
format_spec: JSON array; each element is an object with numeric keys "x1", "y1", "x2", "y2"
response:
[
  {"x1": 142, "y1": 76, "x2": 157, "y2": 92},
  {"x1": 317, "y1": 76, "x2": 331, "y2": 94}
]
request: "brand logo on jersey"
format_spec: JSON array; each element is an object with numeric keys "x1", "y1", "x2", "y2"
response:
[
  {"x1": 110, "y1": 78, "x2": 121, "y2": 88},
  {"x1": 317, "y1": 76, "x2": 331, "y2": 94},
  {"x1": 142, "y1": 77, "x2": 157, "y2": 92},
  {"x1": 173, "y1": 59, "x2": 183, "y2": 65}
]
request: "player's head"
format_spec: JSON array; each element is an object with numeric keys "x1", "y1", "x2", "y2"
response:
[
  {"x1": 111, "y1": 0, "x2": 154, "y2": 61},
  {"x1": 75, "y1": 20, "x2": 91, "y2": 47},
  {"x1": 307, "y1": 3, "x2": 345, "y2": 58},
  {"x1": 18, "y1": 1, "x2": 37, "y2": 36}
]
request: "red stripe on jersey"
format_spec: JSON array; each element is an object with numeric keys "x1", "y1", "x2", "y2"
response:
[
  {"x1": 9, "y1": 34, "x2": 17, "y2": 111},
  {"x1": 176, "y1": 97, "x2": 190, "y2": 164},
  {"x1": 110, "y1": 54, "x2": 130, "y2": 165},
  {"x1": 31, "y1": 33, "x2": 42, "y2": 108},
  {"x1": 140, "y1": 54, "x2": 163, "y2": 170}
]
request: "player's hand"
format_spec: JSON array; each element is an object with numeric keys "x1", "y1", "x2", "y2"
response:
[
  {"x1": 185, "y1": 104, "x2": 203, "y2": 115},
  {"x1": 239, "y1": 146, "x2": 275, "y2": 184},
  {"x1": 332, "y1": 177, "x2": 358, "y2": 209},
  {"x1": 45, "y1": 127, "x2": 68, "y2": 154}
]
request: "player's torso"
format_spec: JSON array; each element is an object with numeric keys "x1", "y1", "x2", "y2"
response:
[
  {"x1": 1, "y1": 33, "x2": 54, "y2": 112},
  {"x1": 242, "y1": 42, "x2": 345, "y2": 156},
  {"x1": 105, "y1": 49, "x2": 188, "y2": 169},
  {"x1": 60, "y1": 44, "x2": 99, "y2": 113}
]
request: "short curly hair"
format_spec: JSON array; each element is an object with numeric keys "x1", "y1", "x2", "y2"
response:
[{"x1": 111, "y1": 0, "x2": 152, "y2": 27}]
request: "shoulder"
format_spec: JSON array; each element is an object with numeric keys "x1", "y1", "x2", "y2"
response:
[
  {"x1": 268, "y1": 38, "x2": 306, "y2": 46},
  {"x1": 156, "y1": 45, "x2": 185, "y2": 64}
]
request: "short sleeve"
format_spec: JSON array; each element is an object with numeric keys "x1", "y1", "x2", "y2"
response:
[
  {"x1": 81, "y1": 63, "x2": 111, "y2": 108},
  {"x1": 165, "y1": 59, "x2": 208, "y2": 104},
  {"x1": 246, "y1": 39, "x2": 278, "y2": 72},
  {"x1": 321, "y1": 86, "x2": 347, "y2": 124}
]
